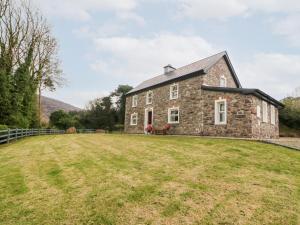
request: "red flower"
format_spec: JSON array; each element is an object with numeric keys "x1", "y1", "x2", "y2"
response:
[
  {"x1": 145, "y1": 124, "x2": 153, "y2": 132},
  {"x1": 164, "y1": 124, "x2": 171, "y2": 130}
]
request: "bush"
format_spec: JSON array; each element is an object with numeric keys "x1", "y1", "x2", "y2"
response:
[
  {"x1": 66, "y1": 127, "x2": 76, "y2": 134},
  {"x1": 96, "y1": 129, "x2": 106, "y2": 133},
  {"x1": 114, "y1": 124, "x2": 124, "y2": 131},
  {"x1": 0, "y1": 124, "x2": 8, "y2": 130},
  {"x1": 50, "y1": 110, "x2": 76, "y2": 130},
  {"x1": 279, "y1": 97, "x2": 300, "y2": 130}
]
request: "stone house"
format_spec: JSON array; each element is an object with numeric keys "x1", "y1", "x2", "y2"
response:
[{"x1": 124, "y1": 51, "x2": 284, "y2": 139}]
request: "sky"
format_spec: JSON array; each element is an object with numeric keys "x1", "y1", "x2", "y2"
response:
[{"x1": 32, "y1": 0, "x2": 300, "y2": 108}]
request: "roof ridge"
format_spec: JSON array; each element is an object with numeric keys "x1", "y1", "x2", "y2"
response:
[
  {"x1": 174, "y1": 51, "x2": 226, "y2": 72},
  {"x1": 127, "y1": 51, "x2": 230, "y2": 95},
  {"x1": 134, "y1": 51, "x2": 226, "y2": 84}
]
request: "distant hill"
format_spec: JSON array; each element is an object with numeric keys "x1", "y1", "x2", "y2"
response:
[{"x1": 41, "y1": 96, "x2": 81, "y2": 122}]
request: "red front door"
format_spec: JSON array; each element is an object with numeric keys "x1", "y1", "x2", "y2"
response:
[{"x1": 148, "y1": 111, "x2": 152, "y2": 125}]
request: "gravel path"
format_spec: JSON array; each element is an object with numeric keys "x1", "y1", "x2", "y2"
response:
[{"x1": 265, "y1": 138, "x2": 300, "y2": 150}]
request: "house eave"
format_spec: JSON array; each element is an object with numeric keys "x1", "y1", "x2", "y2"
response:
[
  {"x1": 201, "y1": 85, "x2": 284, "y2": 108},
  {"x1": 126, "y1": 69, "x2": 205, "y2": 96}
]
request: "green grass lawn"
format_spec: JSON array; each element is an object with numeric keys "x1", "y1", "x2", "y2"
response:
[{"x1": 0, "y1": 134, "x2": 300, "y2": 225}]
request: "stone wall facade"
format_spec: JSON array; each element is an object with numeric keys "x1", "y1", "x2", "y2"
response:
[
  {"x1": 200, "y1": 90, "x2": 279, "y2": 138},
  {"x1": 125, "y1": 58, "x2": 280, "y2": 139},
  {"x1": 251, "y1": 97, "x2": 279, "y2": 139},
  {"x1": 203, "y1": 58, "x2": 237, "y2": 88},
  {"x1": 124, "y1": 74, "x2": 204, "y2": 135}
]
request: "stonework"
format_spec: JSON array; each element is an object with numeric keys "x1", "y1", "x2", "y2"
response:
[
  {"x1": 124, "y1": 56, "x2": 281, "y2": 139},
  {"x1": 203, "y1": 58, "x2": 237, "y2": 88}
]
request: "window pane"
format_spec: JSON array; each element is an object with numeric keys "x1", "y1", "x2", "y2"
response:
[
  {"x1": 220, "y1": 78, "x2": 226, "y2": 87},
  {"x1": 219, "y1": 103, "x2": 225, "y2": 112},
  {"x1": 219, "y1": 112, "x2": 224, "y2": 122},
  {"x1": 170, "y1": 109, "x2": 179, "y2": 122}
]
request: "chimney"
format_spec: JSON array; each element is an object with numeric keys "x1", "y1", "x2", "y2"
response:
[{"x1": 164, "y1": 64, "x2": 176, "y2": 74}]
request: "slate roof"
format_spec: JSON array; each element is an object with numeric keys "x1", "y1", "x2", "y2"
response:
[
  {"x1": 127, "y1": 51, "x2": 241, "y2": 95},
  {"x1": 201, "y1": 85, "x2": 284, "y2": 108}
]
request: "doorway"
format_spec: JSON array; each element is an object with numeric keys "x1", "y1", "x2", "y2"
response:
[{"x1": 144, "y1": 108, "x2": 153, "y2": 132}]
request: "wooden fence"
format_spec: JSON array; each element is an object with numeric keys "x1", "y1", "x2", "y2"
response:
[
  {"x1": 0, "y1": 128, "x2": 65, "y2": 144},
  {"x1": 77, "y1": 129, "x2": 97, "y2": 133}
]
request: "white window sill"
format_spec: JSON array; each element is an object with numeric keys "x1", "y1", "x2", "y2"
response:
[{"x1": 215, "y1": 122, "x2": 227, "y2": 125}]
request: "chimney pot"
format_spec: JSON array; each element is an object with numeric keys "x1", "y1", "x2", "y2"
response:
[{"x1": 164, "y1": 64, "x2": 176, "y2": 74}]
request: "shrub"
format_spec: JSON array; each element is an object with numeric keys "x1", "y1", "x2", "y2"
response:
[
  {"x1": 96, "y1": 129, "x2": 106, "y2": 133},
  {"x1": 66, "y1": 127, "x2": 76, "y2": 134},
  {"x1": 0, "y1": 125, "x2": 8, "y2": 130},
  {"x1": 279, "y1": 97, "x2": 300, "y2": 130}
]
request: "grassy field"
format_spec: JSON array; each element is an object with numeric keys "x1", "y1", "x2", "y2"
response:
[{"x1": 0, "y1": 134, "x2": 300, "y2": 225}]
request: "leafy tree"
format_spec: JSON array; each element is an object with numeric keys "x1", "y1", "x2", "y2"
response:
[
  {"x1": 111, "y1": 85, "x2": 133, "y2": 124},
  {"x1": 10, "y1": 46, "x2": 36, "y2": 128},
  {"x1": 0, "y1": 0, "x2": 63, "y2": 128},
  {"x1": 279, "y1": 97, "x2": 300, "y2": 129},
  {"x1": 0, "y1": 43, "x2": 11, "y2": 125},
  {"x1": 49, "y1": 110, "x2": 76, "y2": 130},
  {"x1": 85, "y1": 97, "x2": 116, "y2": 131}
]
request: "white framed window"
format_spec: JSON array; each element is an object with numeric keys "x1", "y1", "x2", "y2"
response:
[
  {"x1": 170, "y1": 83, "x2": 178, "y2": 100},
  {"x1": 262, "y1": 101, "x2": 268, "y2": 123},
  {"x1": 168, "y1": 107, "x2": 179, "y2": 124},
  {"x1": 271, "y1": 105, "x2": 276, "y2": 125},
  {"x1": 257, "y1": 105, "x2": 261, "y2": 118},
  {"x1": 146, "y1": 91, "x2": 153, "y2": 105},
  {"x1": 220, "y1": 75, "x2": 227, "y2": 87},
  {"x1": 215, "y1": 99, "x2": 227, "y2": 125},
  {"x1": 132, "y1": 95, "x2": 138, "y2": 107},
  {"x1": 130, "y1": 113, "x2": 138, "y2": 125}
]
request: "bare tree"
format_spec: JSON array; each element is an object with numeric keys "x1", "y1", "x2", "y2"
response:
[
  {"x1": 25, "y1": 5, "x2": 64, "y2": 125},
  {"x1": 0, "y1": 0, "x2": 64, "y2": 126}
]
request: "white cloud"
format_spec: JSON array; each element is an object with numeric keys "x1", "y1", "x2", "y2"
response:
[
  {"x1": 73, "y1": 23, "x2": 124, "y2": 39},
  {"x1": 247, "y1": 0, "x2": 300, "y2": 13},
  {"x1": 179, "y1": 0, "x2": 300, "y2": 20},
  {"x1": 32, "y1": 0, "x2": 138, "y2": 21},
  {"x1": 272, "y1": 14, "x2": 300, "y2": 46},
  {"x1": 179, "y1": 0, "x2": 247, "y2": 20},
  {"x1": 237, "y1": 53, "x2": 300, "y2": 99},
  {"x1": 117, "y1": 12, "x2": 145, "y2": 26},
  {"x1": 178, "y1": 0, "x2": 300, "y2": 46},
  {"x1": 90, "y1": 33, "x2": 218, "y2": 84}
]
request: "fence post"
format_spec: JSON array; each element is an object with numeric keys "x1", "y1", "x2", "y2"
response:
[{"x1": 7, "y1": 129, "x2": 10, "y2": 143}]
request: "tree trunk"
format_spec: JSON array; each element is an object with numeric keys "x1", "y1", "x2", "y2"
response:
[{"x1": 38, "y1": 86, "x2": 42, "y2": 128}]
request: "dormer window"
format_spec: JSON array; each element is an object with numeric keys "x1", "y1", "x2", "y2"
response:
[
  {"x1": 132, "y1": 95, "x2": 138, "y2": 107},
  {"x1": 170, "y1": 84, "x2": 178, "y2": 100},
  {"x1": 220, "y1": 75, "x2": 227, "y2": 87},
  {"x1": 146, "y1": 91, "x2": 153, "y2": 105}
]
